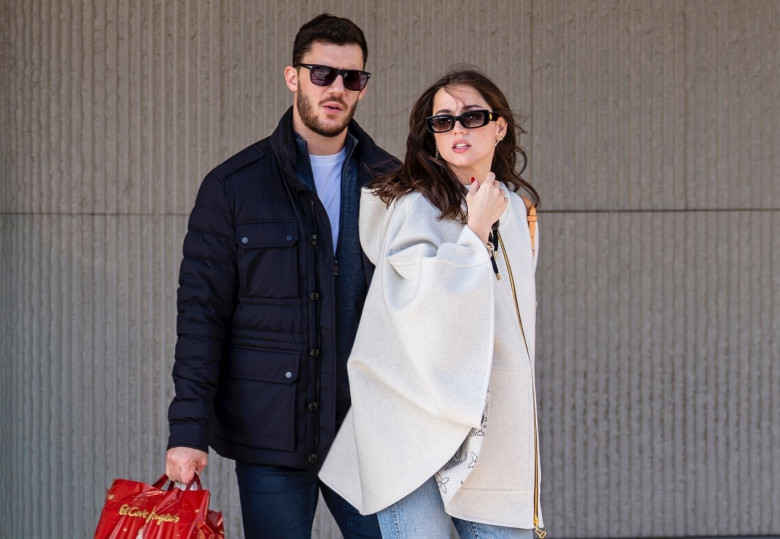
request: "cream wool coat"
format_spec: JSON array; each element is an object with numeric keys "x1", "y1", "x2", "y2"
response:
[{"x1": 319, "y1": 185, "x2": 542, "y2": 529}]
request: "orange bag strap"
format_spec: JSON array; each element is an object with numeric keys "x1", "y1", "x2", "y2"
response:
[{"x1": 521, "y1": 196, "x2": 537, "y2": 256}]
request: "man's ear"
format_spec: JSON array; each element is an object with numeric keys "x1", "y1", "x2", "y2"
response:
[{"x1": 284, "y1": 66, "x2": 298, "y2": 93}]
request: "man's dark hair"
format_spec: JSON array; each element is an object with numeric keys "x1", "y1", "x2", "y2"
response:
[{"x1": 292, "y1": 13, "x2": 368, "y2": 67}]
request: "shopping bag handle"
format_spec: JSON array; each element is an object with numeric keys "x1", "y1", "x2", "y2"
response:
[{"x1": 152, "y1": 473, "x2": 203, "y2": 491}]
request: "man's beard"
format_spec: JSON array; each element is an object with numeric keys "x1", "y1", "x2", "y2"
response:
[{"x1": 297, "y1": 92, "x2": 357, "y2": 137}]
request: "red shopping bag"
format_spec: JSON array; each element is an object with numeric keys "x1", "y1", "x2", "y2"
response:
[{"x1": 94, "y1": 473, "x2": 224, "y2": 538}]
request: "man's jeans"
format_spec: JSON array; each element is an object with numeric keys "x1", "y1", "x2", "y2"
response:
[
  {"x1": 235, "y1": 461, "x2": 381, "y2": 539},
  {"x1": 376, "y1": 476, "x2": 532, "y2": 539}
]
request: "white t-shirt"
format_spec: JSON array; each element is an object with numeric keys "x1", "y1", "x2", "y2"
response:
[{"x1": 310, "y1": 148, "x2": 347, "y2": 250}]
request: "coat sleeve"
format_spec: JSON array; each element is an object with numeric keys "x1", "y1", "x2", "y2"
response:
[
  {"x1": 355, "y1": 195, "x2": 496, "y2": 428},
  {"x1": 167, "y1": 173, "x2": 237, "y2": 451}
]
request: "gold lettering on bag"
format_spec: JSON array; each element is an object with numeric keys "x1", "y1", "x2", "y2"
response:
[
  {"x1": 118, "y1": 504, "x2": 181, "y2": 525},
  {"x1": 148, "y1": 512, "x2": 181, "y2": 525}
]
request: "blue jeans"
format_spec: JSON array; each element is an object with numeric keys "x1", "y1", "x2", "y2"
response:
[
  {"x1": 376, "y1": 477, "x2": 532, "y2": 539},
  {"x1": 235, "y1": 462, "x2": 381, "y2": 539}
]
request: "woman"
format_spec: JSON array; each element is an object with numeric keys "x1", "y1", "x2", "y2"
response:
[{"x1": 320, "y1": 68, "x2": 543, "y2": 538}]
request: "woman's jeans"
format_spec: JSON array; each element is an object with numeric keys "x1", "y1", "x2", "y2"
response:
[
  {"x1": 235, "y1": 461, "x2": 381, "y2": 539},
  {"x1": 376, "y1": 477, "x2": 532, "y2": 539}
]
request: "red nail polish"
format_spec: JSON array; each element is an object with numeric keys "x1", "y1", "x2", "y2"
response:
[{"x1": 471, "y1": 177, "x2": 476, "y2": 183}]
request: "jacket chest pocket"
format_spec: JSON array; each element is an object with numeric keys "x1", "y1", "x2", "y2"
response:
[{"x1": 236, "y1": 221, "x2": 299, "y2": 298}]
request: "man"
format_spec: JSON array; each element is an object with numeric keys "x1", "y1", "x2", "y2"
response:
[{"x1": 164, "y1": 14, "x2": 397, "y2": 538}]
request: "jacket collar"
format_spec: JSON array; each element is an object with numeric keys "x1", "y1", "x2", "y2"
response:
[{"x1": 270, "y1": 107, "x2": 395, "y2": 177}]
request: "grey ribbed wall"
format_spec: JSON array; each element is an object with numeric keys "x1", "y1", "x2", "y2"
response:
[{"x1": 1, "y1": 1, "x2": 777, "y2": 538}]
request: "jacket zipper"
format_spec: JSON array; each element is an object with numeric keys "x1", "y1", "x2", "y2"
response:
[{"x1": 497, "y1": 231, "x2": 545, "y2": 539}]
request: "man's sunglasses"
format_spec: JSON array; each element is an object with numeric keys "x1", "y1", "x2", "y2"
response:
[
  {"x1": 425, "y1": 110, "x2": 497, "y2": 133},
  {"x1": 298, "y1": 64, "x2": 371, "y2": 91}
]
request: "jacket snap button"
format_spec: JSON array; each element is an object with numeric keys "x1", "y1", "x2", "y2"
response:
[
  {"x1": 310, "y1": 235, "x2": 318, "y2": 245},
  {"x1": 308, "y1": 402, "x2": 318, "y2": 411},
  {"x1": 241, "y1": 237, "x2": 248, "y2": 244},
  {"x1": 285, "y1": 371, "x2": 292, "y2": 379},
  {"x1": 286, "y1": 234, "x2": 293, "y2": 241},
  {"x1": 309, "y1": 349, "x2": 320, "y2": 357},
  {"x1": 308, "y1": 454, "x2": 318, "y2": 464},
  {"x1": 309, "y1": 292, "x2": 320, "y2": 301}
]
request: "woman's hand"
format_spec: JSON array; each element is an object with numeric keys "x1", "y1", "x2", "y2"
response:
[{"x1": 466, "y1": 172, "x2": 507, "y2": 243}]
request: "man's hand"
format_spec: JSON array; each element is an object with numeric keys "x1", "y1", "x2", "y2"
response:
[{"x1": 166, "y1": 447, "x2": 208, "y2": 484}]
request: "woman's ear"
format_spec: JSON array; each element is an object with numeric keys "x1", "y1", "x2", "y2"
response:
[{"x1": 496, "y1": 116, "x2": 508, "y2": 139}]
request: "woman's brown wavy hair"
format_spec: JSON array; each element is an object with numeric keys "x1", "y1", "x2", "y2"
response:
[{"x1": 370, "y1": 67, "x2": 539, "y2": 221}]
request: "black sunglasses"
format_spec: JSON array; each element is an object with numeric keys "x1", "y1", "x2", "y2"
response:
[
  {"x1": 298, "y1": 64, "x2": 371, "y2": 91},
  {"x1": 425, "y1": 110, "x2": 497, "y2": 133}
]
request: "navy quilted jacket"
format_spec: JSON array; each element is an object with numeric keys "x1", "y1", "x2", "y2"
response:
[{"x1": 167, "y1": 108, "x2": 398, "y2": 468}]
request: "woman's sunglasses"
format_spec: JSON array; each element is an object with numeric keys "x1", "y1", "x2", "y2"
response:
[
  {"x1": 298, "y1": 64, "x2": 371, "y2": 91},
  {"x1": 425, "y1": 110, "x2": 497, "y2": 133}
]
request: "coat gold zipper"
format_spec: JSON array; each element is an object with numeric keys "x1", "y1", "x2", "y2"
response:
[{"x1": 497, "y1": 231, "x2": 545, "y2": 539}]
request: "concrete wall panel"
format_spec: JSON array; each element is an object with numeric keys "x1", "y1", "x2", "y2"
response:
[
  {"x1": 536, "y1": 210, "x2": 780, "y2": 536},
  {"x1": 684, "y1": 211, "x2": 780, "y2": 534},
  {"x1": 2, "y1": 214, "x2": 180, "y2": 535},
  {"x1": 532, "y1": 1, "x2": 688, "y2": 211},
  {"x1": 537, "y1": 212, "x2": 689, "y2": 536},
  {"x1": 1, "y1": 1, "x2": 778, "y2": 538},
  {"x1": 686, "y1": 2, "x2": 780, "y2": 209}
]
